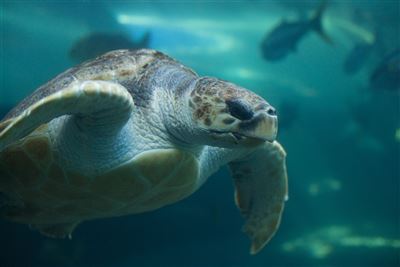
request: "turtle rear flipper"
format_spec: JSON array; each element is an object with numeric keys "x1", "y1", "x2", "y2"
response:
[
  {"x1": 0, "y1": 80, "x2": 134, "y2": 152},
  {"x1": 32, "y1": 221, "x2": 81, "y2": 239},
  {"x1": 229, "y1": 141, "x2": 288, "y2": 255}
]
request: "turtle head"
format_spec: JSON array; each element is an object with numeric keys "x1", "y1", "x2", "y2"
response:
[{"x1": 188, "y1": 77, "x2": 278, "y2": 148}]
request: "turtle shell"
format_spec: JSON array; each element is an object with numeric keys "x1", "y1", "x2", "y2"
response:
[{"x1": 0, "y1": 124, "x2": 199, "y2": 225}]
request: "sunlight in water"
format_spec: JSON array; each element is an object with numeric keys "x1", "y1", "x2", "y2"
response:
[
  {"x1": 116, "y1": 13, "x2": 275, "y2": 32},
  {"x1": 308, "y1": 177, "x2": 342, "y2": 197},
  {"x1": 222, "y1": 67, "x2": 319, "y2": 98},
  {"x1": 282, "y1": 225, "x2": 400, "y2": 259},
  {"x1": 117, "y1": 13, "x2": 238, "y2": 54},
  {"x1": 395, "y1": 128, "x2": 400, "y2": 142},
  {"x1": 331, "y1": 17, "x2": 375, "y2": 44}
]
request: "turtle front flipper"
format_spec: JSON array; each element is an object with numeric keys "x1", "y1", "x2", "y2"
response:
[
  {"x1": 0, "y1": 119, "x2": 13, "y2": 133},
  {"x1": 0, "y1": 80, "x2": 134, "y2": 152},
  {"x1": 228, "y1": 141, "x2": 288, "y2": 255}
]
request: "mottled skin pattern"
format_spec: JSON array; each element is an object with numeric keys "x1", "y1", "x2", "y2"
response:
[
  {"x1": 190, "y1": 77, "x2": 272, "y2": 128},
  {"x1": 0, "y1": 49, "x2": 287, "y2": 254}
]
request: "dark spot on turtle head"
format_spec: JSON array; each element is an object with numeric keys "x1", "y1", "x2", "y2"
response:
[
  {"x1": 214, "y1": 97, "x2": 223, "y2": 103},
  {"x1": 193, "y1": 96, "x2": 202, "y2": 103},
  {"x1": 223, "y1": 118, "x2": 235, "y2": 124},
  {"x1": 119, "y1": 69, "x2": 133, "y2": 77},
  {"x1": 153, "y1": 51, "x2": 164, "y2": 57},
  {"x1": 204, "y1": 117, "x2": 212, "y2": 126},
  {"x1": 203, "y1": 104, "x2": 212, "y2": 114},
  {"x1": 205, "y1": 89, "x2": 215, "y2": 96},
  {"x1": 195, "y1": 109, "x2": 205, "y2": 119},
  {"x1": 142, "y1": 63, "x2": 149, "y2": 69}
]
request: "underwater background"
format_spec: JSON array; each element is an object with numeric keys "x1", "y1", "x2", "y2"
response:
[{"x1": 0, "y1": 0, "x2": 399, "y2": 266}]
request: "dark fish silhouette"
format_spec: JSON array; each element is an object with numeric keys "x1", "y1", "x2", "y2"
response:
[
  {"x1": 260, "y1": 1, "x2": 331, "y2": 62},
  {"x1": 343, "y1": 42, "x2": 375, "y2": 75},
  {"x1": 370, "y1": 49, "x2": 400, "y2": 91},
  {"x1": 69, "y1": 32, "x2": 150, "y2": 63}
]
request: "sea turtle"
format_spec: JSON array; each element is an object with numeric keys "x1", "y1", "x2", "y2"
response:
[{"x1": 0, "y1": 49, "x2": 288, "y2": 254}]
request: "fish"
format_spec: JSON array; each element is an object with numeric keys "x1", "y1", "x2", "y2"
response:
[
  {"x1": 370, "y1": 49, "x2": 400, "y2": 91},
  {"x1": 69, "y1": 31, "x2": 151, "y2": 63},
  {"x1": 260, "y1": 1, "x2": 331, "y2": 62},
  {"x1": 343, "y1": 41, "x2": 375, "y2": 75}
]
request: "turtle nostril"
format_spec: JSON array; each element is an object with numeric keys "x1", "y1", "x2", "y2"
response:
[{"x1": 267, "y1": 107, "x2": 276, "y2": 116}]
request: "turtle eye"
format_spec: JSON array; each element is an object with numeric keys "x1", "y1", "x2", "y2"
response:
[{"x1": 226, "y1": 99, "x2": 254, "y2": 120}]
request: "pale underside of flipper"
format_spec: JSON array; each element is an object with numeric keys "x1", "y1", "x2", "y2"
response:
[
  {"x1": 228, "y1": 141, "x2": 288, "y2": 255},
  {"x1": 0, "y1": 80, "x2": 134, "y2": 152},
  {"x1": 0, "y1": 80, "x2": 134, "y2": 234}
]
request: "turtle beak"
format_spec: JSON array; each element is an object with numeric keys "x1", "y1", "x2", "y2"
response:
[
  {"x1": 238, "y1": 111, "x2": 278, "y2": 142},
  {"x1": 205, "y1": 105, "x2": 278, "y2": 148}
]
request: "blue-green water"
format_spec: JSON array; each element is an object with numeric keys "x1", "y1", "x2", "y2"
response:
[{"x1": 0, "y1": 1, "x2": 399, "y2": 266}]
